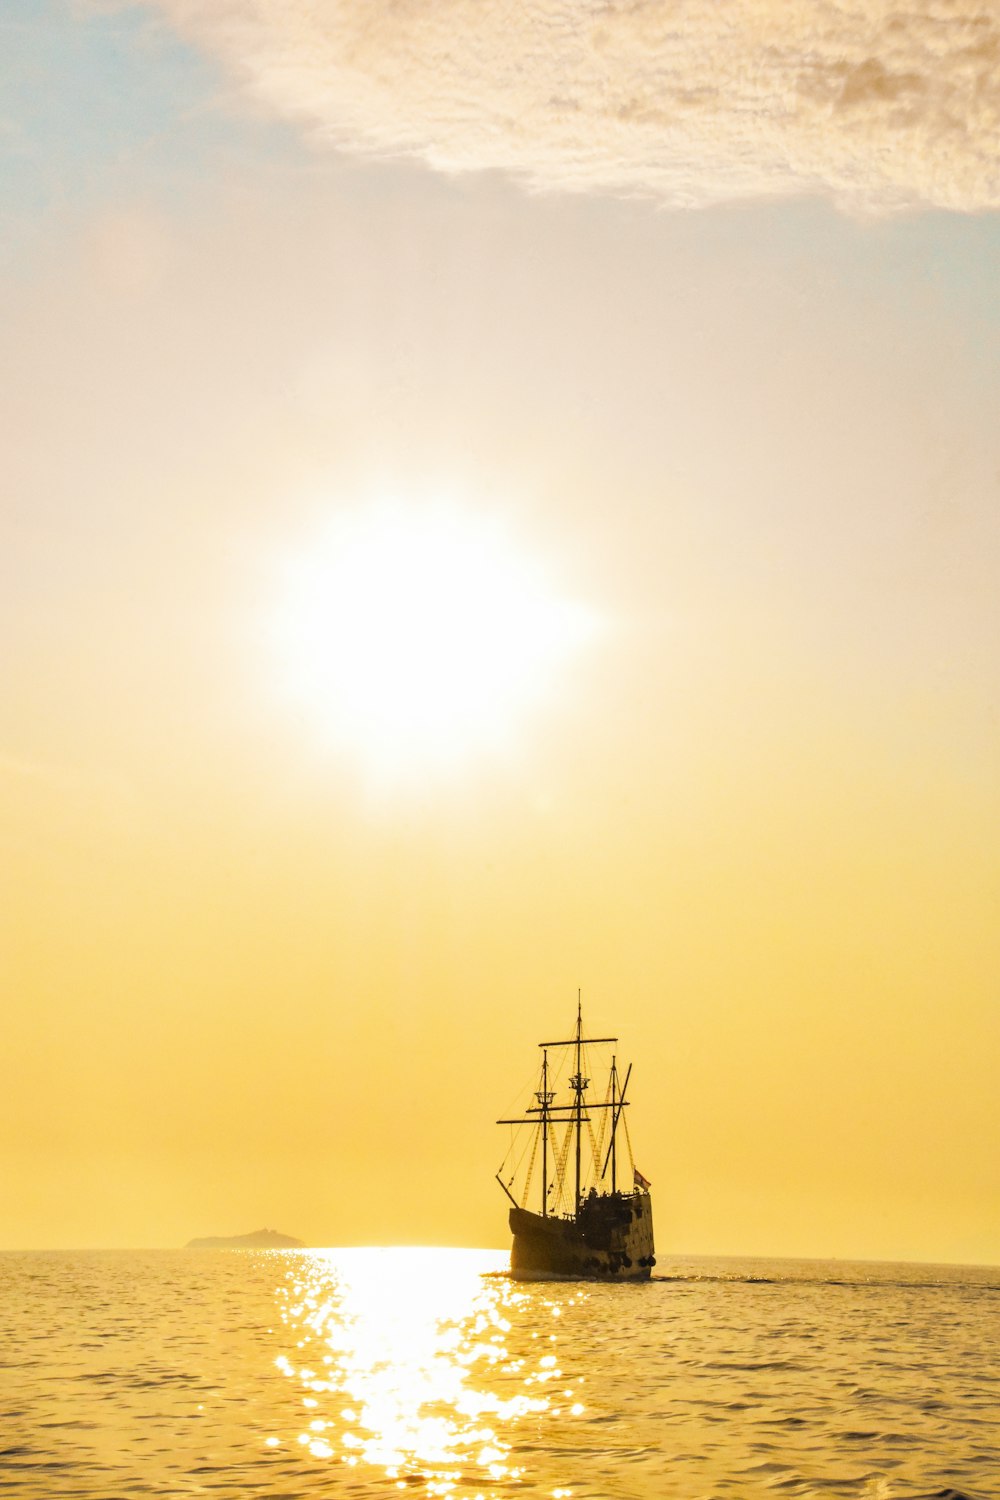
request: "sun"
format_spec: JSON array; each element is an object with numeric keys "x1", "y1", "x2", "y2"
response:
[{"x1": 271, "y1": 499, "x2": 598, "y2": 780}]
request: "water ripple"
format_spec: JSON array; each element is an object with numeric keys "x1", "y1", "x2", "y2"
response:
[{"x1": 1, "y1": 1250, "x2": 998, "y2": 1498}]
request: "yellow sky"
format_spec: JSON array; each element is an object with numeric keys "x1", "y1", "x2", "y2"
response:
[{"x1": 1, "y1": 4, "x2": 998, "y2": 1261}]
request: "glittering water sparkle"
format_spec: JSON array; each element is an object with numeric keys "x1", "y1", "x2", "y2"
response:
[{"x1": 273, "y1": 1248, "x2": 554, "y2": 1492}]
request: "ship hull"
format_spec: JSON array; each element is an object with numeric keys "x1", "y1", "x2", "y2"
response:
[{"x1": 509, "y1": 1191, "x2": 654, "y2": 1281}]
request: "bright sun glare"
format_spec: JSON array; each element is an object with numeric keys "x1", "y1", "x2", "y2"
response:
[{"x1": 273, "y1": 501, "x2": 598, "y2": 779}]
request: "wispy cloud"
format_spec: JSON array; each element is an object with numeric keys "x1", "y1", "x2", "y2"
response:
[{"x1": 147, "y1": 0, "x2": 1000, "y2": 212}]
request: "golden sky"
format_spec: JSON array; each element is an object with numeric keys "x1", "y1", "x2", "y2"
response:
[{"x1": 1, "y1": 1, "x2": 998, "y2": 1261}]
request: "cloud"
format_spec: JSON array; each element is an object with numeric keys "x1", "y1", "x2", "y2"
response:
[{"x1": 148, "y1": 0, "x2": 1000, "y2": 212}]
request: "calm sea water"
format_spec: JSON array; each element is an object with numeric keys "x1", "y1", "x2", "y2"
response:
[{"x1": 2, "y1": 1248, "x2": 997, "y2": 1499}]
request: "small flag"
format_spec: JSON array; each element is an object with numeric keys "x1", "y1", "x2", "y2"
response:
[{"x1": 633, "y1": 1167, "x2": 651, "y2": 1190}]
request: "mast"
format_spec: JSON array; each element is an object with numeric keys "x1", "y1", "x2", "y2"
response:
[
  {"x1": 600, "y1": 1061, "x2": 631, "y2": 1183},
  {"x1": 540, "y1": 1049, "x2": 550, "y2": 1216},
  {"x1": 573, "y1": 991, "x2": 583, "y2": 1215},
  {"x1": 610, "y1": 1054, "x2": 618, "y2": 1194}
]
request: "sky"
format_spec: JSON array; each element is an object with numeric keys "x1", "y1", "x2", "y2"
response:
[{"x1": 1, "y1": 0, "x2": 998, "y2": 1261}]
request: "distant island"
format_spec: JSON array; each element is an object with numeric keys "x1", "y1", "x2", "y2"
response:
[{"x1": 185, "y1": 1227, "x2": 305, "y2": 1249}]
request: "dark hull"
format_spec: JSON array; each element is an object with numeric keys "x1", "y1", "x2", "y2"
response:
[{"x1": 509, "y1": 1191, "x2": 654, "y2": 1281}]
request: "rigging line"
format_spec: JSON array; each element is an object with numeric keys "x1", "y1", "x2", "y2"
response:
[
  {"x1": 622, "y1": 1108, "x2": 635, "y2": 1178},
  {"x1": 546, "y1": 1117, "x2": 560, "y2": 1195},
  {"x1": 499, "y1": 1065, "x2": 547, "y2": 1125},
  {"x1": 554, "y1": 1120, "x2": 573, "y2": 1211},
  {"x1": 499, "y1": 1118, "x2": 536, "y2": 1184},
  {"x1": 547, "y1": 1044, "x2": 572, "y2": 1083},
  {"x1": 549, "y1": 1061, "x2": 572, "y2": 1117},
  {"x1": 586, "y1": 1113, "x2": 601, "y2": 1188},
  {"x1": 557, "y1": 1118, "x2": 573, "y2": 1177},
  {"x1": 498, "y1": 1120, "x2": 527, "y2": 1172},
  {"x1": 521, "y1": 1125, "x2": 540, "y2": 1209},
  {"x1": 546, "y1": 1139, "x2": 558, "y2": 1209},
  {"x1": 593, "y1": 1074, "x2": 612, "y2": 1175},
  {"x1": 514, "y1": 1121, "x2": 539, "y2": 1180}
]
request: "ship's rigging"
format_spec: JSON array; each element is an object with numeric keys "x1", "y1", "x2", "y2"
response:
[{"x1": 496, "y1": 994, "x2": 640, "y2": 1218}]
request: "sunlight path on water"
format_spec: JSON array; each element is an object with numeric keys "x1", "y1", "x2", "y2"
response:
[{"x1": 271, "y1": 1247, "x2": 580, "y2": 1498}]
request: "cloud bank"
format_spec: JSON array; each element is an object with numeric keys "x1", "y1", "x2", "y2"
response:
[{"x1": 151, "y1": 0, "x2": 1000, "y2": 212}]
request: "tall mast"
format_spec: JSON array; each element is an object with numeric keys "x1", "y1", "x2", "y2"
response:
[
  {"x1": 574, "y1": 990, "x2": 583, "y2": 1215},
  {"x1": 540, "y1": 1049, "x2": 549, "y2": 1217},
  {"x1": 610, "y1": 1054, "x2": 618, "y2": 1194}
]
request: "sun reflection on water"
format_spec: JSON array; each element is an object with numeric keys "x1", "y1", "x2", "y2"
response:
[{"x1": 270, "y1": 1247, "x2": 569, "y2": 1497}]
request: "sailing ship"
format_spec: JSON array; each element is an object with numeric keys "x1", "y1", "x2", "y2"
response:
[{"x1": 496, "y1": 998, "x2": 655, "y2": 1281}]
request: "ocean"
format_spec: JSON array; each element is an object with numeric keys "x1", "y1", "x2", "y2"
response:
[{"x1": 2, "y1": 1248, "x2": 997, "y2": 1499}]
